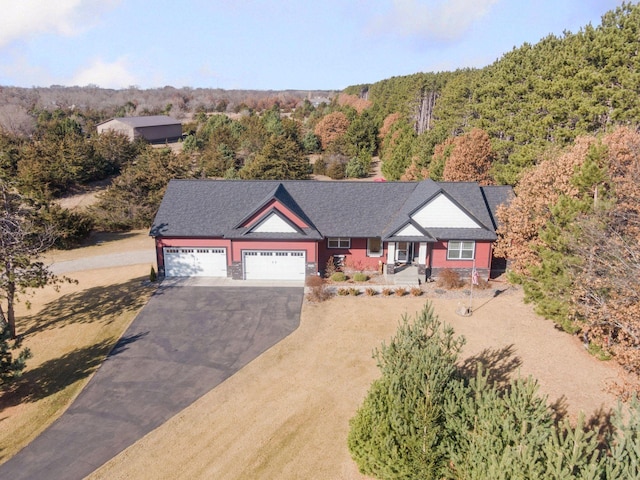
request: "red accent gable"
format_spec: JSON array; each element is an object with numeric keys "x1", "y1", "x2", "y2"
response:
[{"x1": 241, "y1": 200, "x2": 309, "y2": 229}]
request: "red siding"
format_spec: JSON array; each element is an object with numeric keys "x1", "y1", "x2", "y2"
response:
[
  {"x1": 430, "y1": 241, "x2": 493, "y2": 269},
  {"x1": 317, "y1": 238, "x2": 386, "y2": 272}
]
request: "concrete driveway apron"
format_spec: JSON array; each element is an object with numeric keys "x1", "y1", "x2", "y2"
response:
[{"x1": 0, "y1": 285, "x2": 303, "y2": 480}]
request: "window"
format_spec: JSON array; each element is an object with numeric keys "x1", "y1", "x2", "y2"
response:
[
  {"x1": 367, "y1": 237, "x2": 383, "y2": 257},
  {"x1": 328, "y1": 237, "x2": 350, "y2": 249},
  {"x1": 447, "y1": 240, "x2": 475, "y2": 260}
]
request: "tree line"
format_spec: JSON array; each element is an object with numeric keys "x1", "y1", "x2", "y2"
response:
[{"x1": 346, "y1": 2, "x2": 640, "y2": 186}]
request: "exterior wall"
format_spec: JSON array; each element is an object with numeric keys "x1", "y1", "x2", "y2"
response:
[
  {"x1": 136, "y1": 124, "x2": 182, "y2": 143},
  {"x1": 97, "y1": 120, "x2": 134, "y2": 141},
  {"x1": 155, "y1": 237, "x2": 232, "y2": 276},
  {"x1": 153, "y1": 236, "x2": 497, "y2": 281},
  {"x1": 429, "y1": 240, "x2": 493, "y2": 280},
  {"x1": 318, "y1": 238, "x2": 386, "y2": 274}
]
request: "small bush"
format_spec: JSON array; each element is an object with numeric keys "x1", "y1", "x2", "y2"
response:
[
  {"x1": 349, "y1": 287, "x2": 360, "y2": 296},
  {"x1": 331, "y1": 272, "x2": 348, "y2": 282},
  {"x1": 324, "y1": 256, "x2": 337, "y2": 278},
  {"x1": 306, "y1": 275, "x2": 331, "y2": 302},
  {"x1": 337, "y1": 287, "x2": 350, "y2": 296},
  {"x1": 306, "y1": 284, "x2": 332, "y2": 302},
  {"x1": 326, "y1": 159, "x2": 346, "y2": 179},
  {"x1": 365, "y1": 287, "x2": 377, "y2": 296},
  {"x1": 306, "y1": 275, "x2": 324, "y2": 287},
  {"x1": 353, "y1": 272, "x2": 368, "y2": 282},
  {"x1": 394, "y1": 287, "x2": 407, "y2": 297},
  {"x1": 410, "y1": 286, "x2": 422, "y2": 296},
  {"x1": 437, "y1": 269, "x2": 464, "y2": 289},
  {"x1": 381, "y1": 288, "x2": 393, "y2": 296},
  {"x1": 313, "y1": 156, "x2": 327, "y2": 175},
  {"x1": 149, "y1": 266, "x2": 157, "y2": 282}
]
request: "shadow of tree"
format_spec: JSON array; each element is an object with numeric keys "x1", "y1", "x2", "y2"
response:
[
  {"x1": 80, "y1": 230, "x2": 141, "y2": 248},
  {"x1": 0, "y1": 332, "x2": 148, "y2": 412},
  {"x1": 585, "y1": 406, "x2": 614, "y2": 450},
  {"x1": 20, "y1": 277, "x2": 152, "y2": 336},
  {"x1": 458, "y1": 344, "x2": 522, "y2": 390},
  {"x1": 548, "y1": 395, "x2": 569, "y2": 423}
]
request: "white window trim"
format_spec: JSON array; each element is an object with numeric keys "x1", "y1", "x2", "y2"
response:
[
  {"x1": 366, "y1": 237, "x2": 383, "y2": 257},
  {"x1": 328, "y1": 237, "x2": 350, "y2": 249},
  {"x1": 447, "y1": 240, "x2": 475, "y2": 260}
]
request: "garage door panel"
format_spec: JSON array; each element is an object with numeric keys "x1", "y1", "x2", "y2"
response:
[
  {"x1": 164, "y1": 247, "x2": 227, "y2": 277},
  {"x1": 243, "y1": 250, "x2": 306, "y2": 281}
]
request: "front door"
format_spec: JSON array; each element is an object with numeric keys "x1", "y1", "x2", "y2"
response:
[{"x1": 395, "y1": 242, "x2": 411, "y2": 263}]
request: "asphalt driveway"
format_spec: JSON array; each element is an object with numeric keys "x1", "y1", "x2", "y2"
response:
[{"x1": 0, "y1": 285, "x2": 303, "y2": 480}]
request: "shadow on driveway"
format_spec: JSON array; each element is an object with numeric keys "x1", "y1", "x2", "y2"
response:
[{"x1": 0, "y1": 286, "x2": 303, "y2": 480}]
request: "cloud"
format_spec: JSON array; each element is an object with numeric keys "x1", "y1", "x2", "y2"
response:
[
  {"x1": 0, "y1": 0, "x2": 121, "y2": 47},
  {"x1": 71, "y1": 57, "x2": 138, "y2": 89},
  {"x1": 369, "y1": 0, "x2": 500, "y2": 42}
]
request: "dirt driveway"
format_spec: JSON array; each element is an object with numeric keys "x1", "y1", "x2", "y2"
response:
[{"x1": 89, "y1": 288, "x2": 631, "y2": 480}]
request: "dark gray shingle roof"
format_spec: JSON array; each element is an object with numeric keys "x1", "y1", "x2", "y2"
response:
[
  {"x1": 100, "y1": 115, "x2": 180, "y2": 128},
  {"x1": 150, "y1": 179, "x2": 512, "y2": 241},
  {"x1": 480, "y1": 185, "x2": 515, "y2": 229}
]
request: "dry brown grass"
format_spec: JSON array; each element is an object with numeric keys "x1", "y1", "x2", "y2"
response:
[
  {"x1": 0, "y1": 233, "x2": 155, "y2": 465},
  {"x1": 2, "y1": 230, "x2": 635, "y2": 479},
  {"x1": 90, "y1": 289, "x2": 633, "y2": 480}
]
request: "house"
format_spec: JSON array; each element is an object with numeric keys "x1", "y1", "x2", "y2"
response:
[
  {"x1": 96, "y1": 115, "x2": 182, "y2": 143},
  {"x1": 149, "y1": 179, "x2": 513, "y2": 282}
]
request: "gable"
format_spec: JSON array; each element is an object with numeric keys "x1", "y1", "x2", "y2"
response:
[
  {"x1": 411, "y1": 193, "x2": 481, "y2": 229},
  {"x1": 241, "y1": 200, "x2": 309, "y2": 229},
  {"x1": 395, "y1": 223, "x2": 424, "y2": 236},
  {"x1": 250, "y1": 211, "x2": 297, "y2": 233}
]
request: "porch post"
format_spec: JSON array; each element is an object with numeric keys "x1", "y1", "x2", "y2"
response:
[{"x1": 386, "y1": 242, "x2": 396, "y2": 275}]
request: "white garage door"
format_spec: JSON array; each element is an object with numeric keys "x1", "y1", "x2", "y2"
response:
[
  {"x1": 243, "y1": 251, "x2": 306, "y2": 281},
  {"x1": 163, "y1": 247, "x2": 227, "y2": 277}
]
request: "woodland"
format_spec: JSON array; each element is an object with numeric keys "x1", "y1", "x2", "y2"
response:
[{"x1": 0, "y1": 2, "x2": 640, "y2": 397}]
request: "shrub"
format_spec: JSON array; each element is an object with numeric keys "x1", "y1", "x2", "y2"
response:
[
  {"x1": 349, "y1": 287, "x2": 360, "y2": 296},
  {"x1": 337, "y1": 287, "x2": 350, "y2": 296},
  {"x1": 313, "y1": 156, "x2": 327, "y2": 175},
  {"x1": 353, "y1": 272, "x2": 368, "y2": 282},
  {"x1": 410, "y1": 286, "x2": 422, "y2": 296},
  {"x1": 394, "y1": 287, "x2": 407, "y2": 297},
  {"x1": 437, "y1": 269, "x2": 464, "y2": 289},
  {"x1": 149, "y1": 266, "x2": 157, "y2": 282},
  {"x1": 326, "y1": 159, "x2": 346, "y2": 179},
  {"x1": 306, "y1": 275, "x2": 332, "y2": 302},
  {"x1": 324, "y1": 256, "x2": 337, "y2": 278},
  {"x1": 306, "y1": 275, "x2": 324, "y2": 287},
  {"x1": 331, "y1": 272, "x2": 347, "y2": 282},
  {"x1": 365, "y1": 287, "x2": 377, "y2": 296},
  {"x1": 381, "y1": 288, "x2": 393, "y2": 296}
]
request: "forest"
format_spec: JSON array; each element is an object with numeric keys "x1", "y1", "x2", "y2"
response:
[{"x1": 2, "y1": 3, "x2": 640, "y2": 384}]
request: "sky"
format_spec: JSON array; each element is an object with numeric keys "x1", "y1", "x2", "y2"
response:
[{"x1": 0, "y1": 0, "x2": 629, "y2": 91}]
